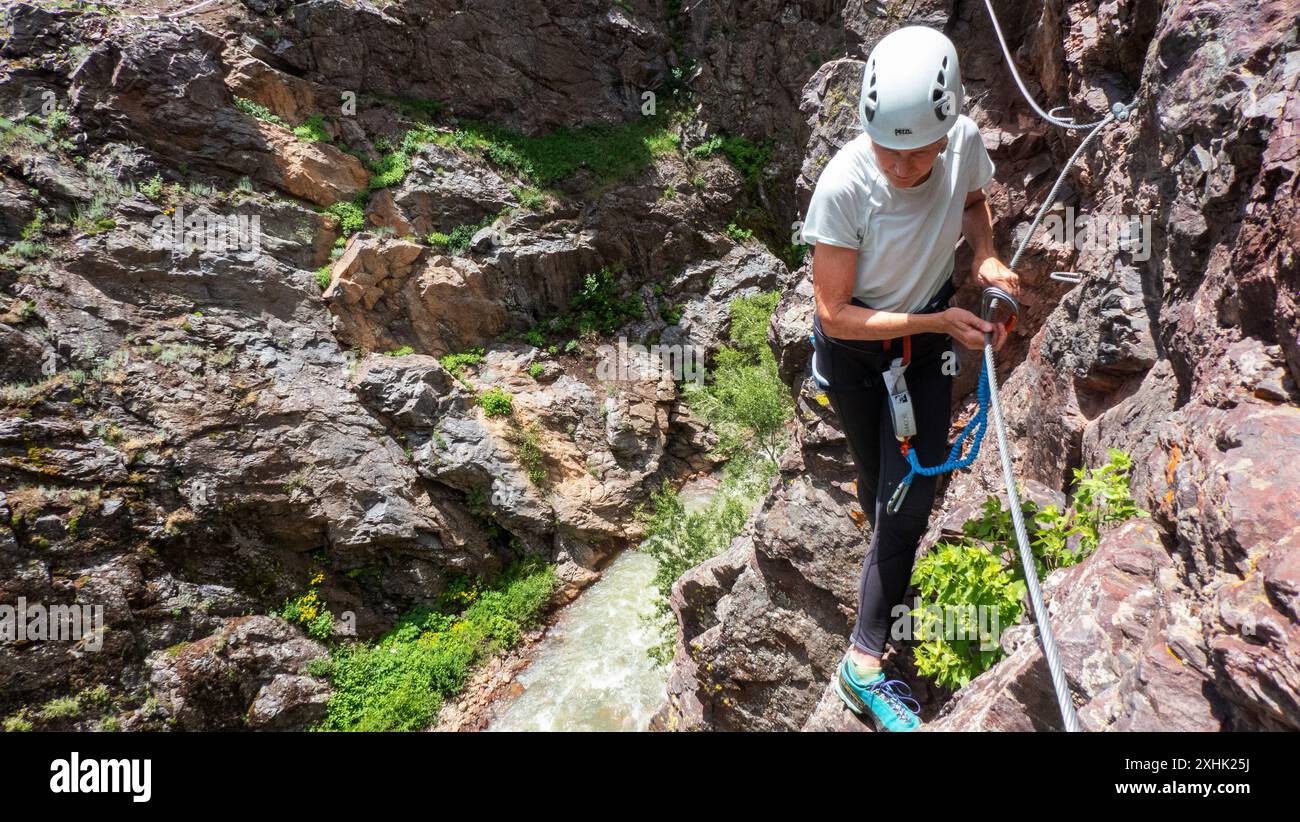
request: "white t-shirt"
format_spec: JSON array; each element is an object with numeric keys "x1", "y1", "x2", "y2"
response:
[{"x1": 801, "y1": 114, "x2": 995, "y2": 314}]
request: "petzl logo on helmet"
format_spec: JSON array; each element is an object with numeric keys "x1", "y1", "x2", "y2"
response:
[{"x1": 894, "y1": 127, "x2": 912, "y2": 135}]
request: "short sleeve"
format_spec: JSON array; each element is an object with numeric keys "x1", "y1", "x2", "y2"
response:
[
  {"x1": 801, "y1": 148, "x2": 865, "y2": 249},
  {"x1": 965, "y1": 119, "x2": 995, "y2": 192}
]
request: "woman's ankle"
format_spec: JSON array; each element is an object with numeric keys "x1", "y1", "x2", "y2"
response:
[{"x1": 848, "y1": 644, "x2": 881, "y2": 670}]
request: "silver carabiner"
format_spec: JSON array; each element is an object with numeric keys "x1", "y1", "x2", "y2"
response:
[{"x1": 886, "y1": 476, "x2": 912, "y2": 515}]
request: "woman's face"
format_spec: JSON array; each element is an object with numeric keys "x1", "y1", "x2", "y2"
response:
[{"x1": 870, "y1": 136, "x2": 949, "y2": 188}]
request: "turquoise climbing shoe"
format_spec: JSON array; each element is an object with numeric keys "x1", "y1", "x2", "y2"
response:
[{"x1": 834, "y1": 654, "x2": 922, "y2": 732}]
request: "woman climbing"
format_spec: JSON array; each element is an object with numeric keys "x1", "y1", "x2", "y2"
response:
[{"x1": 802, "y1": 25, "x2": 1018, "y2": 731}]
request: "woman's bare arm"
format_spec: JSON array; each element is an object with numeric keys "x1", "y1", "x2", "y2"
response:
[{"x1": 811, "y1": 243, "x2": 944, "y2": 340}]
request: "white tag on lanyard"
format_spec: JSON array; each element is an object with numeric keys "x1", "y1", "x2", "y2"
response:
[{"x1": 882, "y1": 357, "x2": 916, "y2": 440}]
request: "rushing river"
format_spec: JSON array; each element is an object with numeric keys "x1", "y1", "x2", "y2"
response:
[
  {"x1": 485, "y1": 473, "x2": 722, "y2": 732},
  {"x1": 485, "y1": 548, "x2": 667, "y2": 731}
]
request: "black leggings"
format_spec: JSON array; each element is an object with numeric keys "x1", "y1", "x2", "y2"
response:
[{"x1": 812, "y1": 299, "x2": 955, "y2": 657}]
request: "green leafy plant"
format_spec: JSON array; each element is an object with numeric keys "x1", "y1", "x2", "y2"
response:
[
  {"x1": 279, "y1": 572, "x2": 335, "y2": 641},
  {"x1": 325, "y1": 196, "x2": 368, "y2": 235},
  {"x1": 232, "y1": 96, "x2": 288, "y2": 128},
  {"x1": 509, "y1": 420, "x2": 548, "y2": 485},
  {"x1": 367, "y1": 150, "x2": 409, "y2": 190},
  {"x1": 910, "y1": 541, "x2": 1026, "y2": 690},
  {"x1": 637, "y1": 453, "x2": 776, "y2": 664},
  {"x1": 689, "y1": 135, "x2": 722, "y2": 158},
  {"x1": 478, "y1": 386, "x2": 513, "y2": 417},
  {"x1": 425, "y1": 210, "x2": 503, "y2": 255},
  {"x1": 316, "y1": 560, "x2": 556, "y2": 731},
  {"x1": 910, "y1": 449, "x2": 1148, "y2": 688},
  {"x1": 725, "y1": 221, "x2": 753, "y2": 242},
  {"x1": 140, "y1": 173, "x2": 164, "y2": 201},
  {"x1": 1066, "y1": 448, "x2": 1147, "y2": 556},
  {"x1": 439, "y1": 348, "x2": 484, "y2": 391},
  {"x1": 292, "y1": 114, "x2": 331, "y2": 143},
  {"x1": 429, "y1": 114, "x2": 678, "y2": 186},
  {"x1": 683, "y1": 291, "x2": 791, "y2": 463},
  {"x1": 511, "y1": 186, "x2": 547, "y2": 211}
]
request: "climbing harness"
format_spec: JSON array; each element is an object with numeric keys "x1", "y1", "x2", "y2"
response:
[{"x1": 884, "y1": 287, "x2": 1016, "y2": 516}]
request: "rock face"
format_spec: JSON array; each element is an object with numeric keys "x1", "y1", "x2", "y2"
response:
[
  {"x1": 0, "y1": 0, "x2": 1295, "y2": 734},
  {"x1": 145, "y1": 615, "x2": 330, "y2": 731},
  {"x1": 0, "y1": 0, "x2": 757, "y2": 727},
  {"x1": 69, "y1": 22, "x2": 369, "y2": 206},
  {"x1": 655, "y1": 0, "x2": 1300, "y2": 733}
]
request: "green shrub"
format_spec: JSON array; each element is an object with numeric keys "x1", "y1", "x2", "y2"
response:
[
  {"x1": 527, "y1": 362, "x2": 545, "y2": 379},
  {"x1": 368, "y1": 151, "x2": 409, "y2": 190},
  {"x1": 45, "y1": 108, "x2": 71, "y2": 134},
  {"x1": 439, "y1": 347, "x2": 484, "y2": 376},
  {"x1": 638, "y1": 453, "x2": 776, "y2": 664},
  {"x1": 683, "y1": 291, "x2": 791, "y2": 464},
  {"x1": 509, "y1": 421, "x2": 547, "y2": 485},
  {"x1": 910, "y1": 541, "x2": 1027, "y2": 690},
  {"x1": 292, "y1": 114, "x2": 331, "y2": 143},
  {"x1": 317, "y1": 560, "x2": 556, "y2": 731},
  {"x1": 232, "y1": 96, "x2": 288, "y2": 128},
  {"x1": 426, "y1": 212, "x2": 501, "y2": 255},
  {"x1": 477, "y1": 386, "x2": 513, "y2": 417},
  {"x1": 325, "y1": 199, "x2": 367, "y2": 235},
  {"x1": 314, "y1": 265, "x2": 332, "y2": 290},
  {"x1": 384, "y1": 345, "x2": 415, "y2": 357},
  {"x1": 909, "y1": 449, "x2": 1148, "y2": 689},
  {"x1": 512, "y1": 186, "x2": 547, "y2": 211},
  {"x1": 719, "y1": 136, "x2": 771, "y2": 188},
  {"x1": 3, "y1": 710, "x2": 33, "y2": 733},
  {"x1": 726, "y1": 221, "x2": 753, "y2": 242},
  {"x1": 140, "y1": 173, "x2": 164, "y2": 201},
  {"x1": 279, "y1": 572, "x2": 335, "y2": 641},
  {"x1": 20, "y1": 210, "x2": 46, "y2": 242},
  {"x1": 39, "y1": 696, "x2": 82, "y2": 721},
  {"x1": 689, "y1": 135, "x2": 722, "y2": 158},
  {"x1": 431, "y1": 114, "x2": 678, "y2": 186},
  {"x1": 564, "y1": 267, "x2": 645, "y2": 336}
]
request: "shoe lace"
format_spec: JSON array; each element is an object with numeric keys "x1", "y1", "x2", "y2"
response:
[{"x1": 869, "y1": 678, "x2": 921, "y2": 721}]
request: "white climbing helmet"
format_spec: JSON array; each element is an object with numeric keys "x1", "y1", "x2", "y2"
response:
[{"x1": 859, "y1": 26, "x2": 964, "y2": 150}]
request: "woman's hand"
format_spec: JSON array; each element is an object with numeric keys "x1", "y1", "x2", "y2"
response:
[
  {"x1": 940, "y1": 307, "x2": 1007, "y2": 351},
  {"x1": 973, "y1": 256, "x2": 1020, "y2": 302}
]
